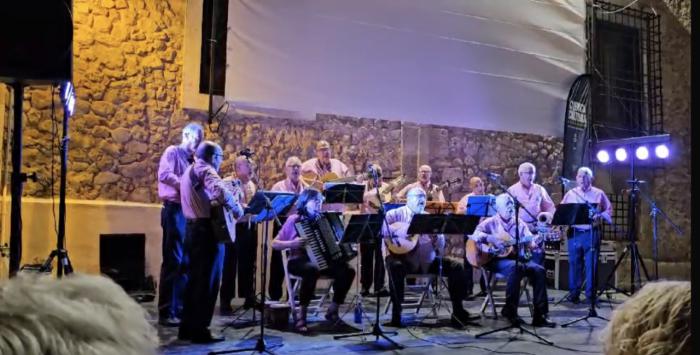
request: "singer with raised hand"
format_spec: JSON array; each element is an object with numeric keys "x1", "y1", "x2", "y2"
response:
[
  {"x1": 395, "y1": 165, "x2": 445, "y2": 202},
  {"x1": 506, "y1": 162, "x2": 556, "y2": 266},
  {"x1": 560, "y1": 167, "x2": 612, "y2": 304}
]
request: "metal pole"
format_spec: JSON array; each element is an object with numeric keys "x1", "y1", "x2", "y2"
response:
[
  {"x1": 57, "y1": 92, "x2": 70, "y2": 277},
  {"x1": 651, "y1": 206, "x2": 658, "y2": 280},
  {"x1": 9, "y1": 82, "x2": 24, "y2": 277}
]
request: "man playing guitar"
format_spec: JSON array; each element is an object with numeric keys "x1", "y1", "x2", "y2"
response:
[
  {"x1": 395, "y1": 165, "x2": 446, "y2": 202},
  {"x1": 382, "y1": 187, "x2": 478, "y2": 328},
  {"x1": 468, "y1": 193, "x2": 555, "y2": 327}
]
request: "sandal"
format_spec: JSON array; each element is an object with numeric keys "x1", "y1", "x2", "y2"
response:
[{"x1": 324, "y1": 311, "x2": 340, "y2": 324}]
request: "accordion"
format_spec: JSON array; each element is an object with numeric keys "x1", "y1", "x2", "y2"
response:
[{"x1": 294, "y1": 212, "x2": 357, "y2": 271}]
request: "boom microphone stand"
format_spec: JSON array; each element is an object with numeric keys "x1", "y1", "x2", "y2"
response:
[
  {"x1": 333, "y1": 166, "x2": 403, "y2": 349},
  {"x1": 636, "y1": 185, "x2": 683, "y2": 280},
  {"x1": 475, "y1": 174, "x2": 552, "y2": 345}
]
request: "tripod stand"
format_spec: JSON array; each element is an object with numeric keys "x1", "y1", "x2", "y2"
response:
[
  {"x1": 636, "y1": 185, "x2": 683, "y2": 280},
  {"x1": 333, "y1": 169, "x2": 402, "y2": 349},
  {"x1": 598, "y1": 179, "x2": 650, "y2": 297},
  {"x1": 212, "y1": 192, "x2": 295, "y2": 355},
  {"x1": 475, "y1": 176, "x2": 552, "y2": 345},
  {"x1": 40, "y1": 83, "x2": 75, "y2": 277}
]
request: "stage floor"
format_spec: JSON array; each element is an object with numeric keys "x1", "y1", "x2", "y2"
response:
[{"x1": 155, "y1": 288, "x2": 626, "y2": 355}]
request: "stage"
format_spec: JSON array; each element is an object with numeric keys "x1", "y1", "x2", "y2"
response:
[{"x1": 156, "y1": 288, "x2": 624, "y2": 355}]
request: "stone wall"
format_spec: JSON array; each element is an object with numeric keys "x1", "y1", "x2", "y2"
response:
[{"x1": 1, "y1": 0, "x2": 690, "y2": 278}]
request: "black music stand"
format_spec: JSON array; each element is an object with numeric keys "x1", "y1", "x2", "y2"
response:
[
  {"x1": 553, "y1": 203, "x2": 608, "y2": 327},
  {"x1": 323, "y1": 182, "x2": 365, "y2": 204},
  {"x1": 212, "y1": 191, "x2": 295, "y2": 355},
  {"x1": 333, "y1": 214, "x2": 403, "y2": 348},
  {"x1": 406, "y1": 214, "x2": 481, "y2": 328}
]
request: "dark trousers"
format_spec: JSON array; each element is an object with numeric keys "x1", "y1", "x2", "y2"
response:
[
  {"x1": 287, "y1": 256, "x2": 356, "y2": 307},
  {"x1": 462, "y1": 257, "x2": 487, "y2": 295},
  {"x1": 220, "y1": 222, "x2": 258, "y2": 308},
  {"x1": 385, "y1": 255, "x2": 467, "y2": 318},
  {"x1": 484, "y1": 257, "x2": 549, "y2": 317},
  {"x1": 158, "y1": 202, "x2": 188, "y2": 320},
  {"x1": 360, "y1": 242, "x2": 385, "y2": 292},
  {"x1": 567, "y1": 228, "x2": 600, "y2": 299},
  {"x1": 268, "y1": 219, "x2": 287, "y2": 301},
  {"x1": 180, "y1": 220, "x2": 225, "y2": 334}
]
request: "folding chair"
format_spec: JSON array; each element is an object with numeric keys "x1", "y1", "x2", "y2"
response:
[
  {"x1": 281, "y1": 249, "x2": 334, "y2": 322},
  {"x1": 479, "y1": 267, "x2": 534, "y2": 319},
  {"x1": 383, "y1": 273, "x2": 438, "y2": 315}
]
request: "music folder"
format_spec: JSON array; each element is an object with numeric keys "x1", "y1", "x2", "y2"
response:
[
  {"x1": 246, "y1": 191, "x2": 297, "y2": 223},
  {"x1": 323, "y1": 182, "x2": 365, "y2": 204},
  {"x1": 341, "y1": 214, "x2": 384, "y2": 245},
  {"x1": 407, "y1": 213, "x2": 475, "y2": 235},
  {"x1": 551, "y1": 203, "x2": 597, "y2": 226}
]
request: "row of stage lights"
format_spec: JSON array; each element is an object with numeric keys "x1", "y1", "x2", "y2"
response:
[{"x1": 593, "y1": 133, "x2": 671, "y2": 164}]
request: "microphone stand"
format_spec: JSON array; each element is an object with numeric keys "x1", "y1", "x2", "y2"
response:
[
  {"x1": 636, "y1": 185, "x2": 683, "y2": 280},
  {"x1": 475, "y1": 175, "x2": 552, "y2": 345},
  {"x1": 333, "y1": 167, "x2": 403, "y2": 349},
  {"x1": 560, "y1": 182, "x2": 609, "y2": 327}
]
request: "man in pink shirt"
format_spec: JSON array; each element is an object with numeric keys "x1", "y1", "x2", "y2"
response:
[
  {"x1": 178, "y1": 141, "x2": 244, "y2": 343},
  {"x1": 156, "y1": 122, "x2": 203, "y2": 327},
  {"x1": 301, "y1": 140, "x2": 354, "y2": 212},
  {"x1": 267, "y1": 156, "x2": 308, "y2": 301},
  {"x1": 395, "y1": 165, "x2": 446, "y2": 202},
  {"x1": 507, "y1": 162, "x2": 556, "y2": 266},
  {"x1": 560, "y1": 167, "x2": 612, "y2": 304}
]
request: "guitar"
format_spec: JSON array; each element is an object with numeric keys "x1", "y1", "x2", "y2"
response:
[
  {"x1": 465, "y1": 231, "x2": 546, "y2": 267},
  {"x1": 210, "y1": 203, "x2": 239, "y2": 243},
  {"x1": 365, "y1": 174, "x2": 408, "y2": 210},
  {"x1": 383, "y1": 221, "x2": 420, "y2": 255}
]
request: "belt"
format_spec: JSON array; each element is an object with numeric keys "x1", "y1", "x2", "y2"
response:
[
  {"x1": 186, "y1": 218, "x2": 210, "y2": 224},
  {"x1": 163, "y1": 201, "x2": 181, "y2": 207}
]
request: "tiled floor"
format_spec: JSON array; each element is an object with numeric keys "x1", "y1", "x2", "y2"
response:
[{"x1": 155, "y1": 288, "x2": 624, "y2": 354}]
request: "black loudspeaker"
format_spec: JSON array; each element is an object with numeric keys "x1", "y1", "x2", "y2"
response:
[
  {"x1": 0, "y1": 1, "x2": 73, "y2": 84},
  {"x1": 100, "y1": 233, "x2": 146, "y2": 292}
]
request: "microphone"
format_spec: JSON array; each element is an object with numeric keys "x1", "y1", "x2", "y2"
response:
[
  {"x1": 239, "y1": 148, "x2": 255, "y2": 158},
  {"x1": 486, "y1": 172, "x2": 501, "y2": 180}
]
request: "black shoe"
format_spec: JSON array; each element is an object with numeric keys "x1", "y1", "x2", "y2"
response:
[
  {"x1": 219, "y1": 305, "x2": 234, "y2": 316},
  {"x1": 177, "y1": 327, "x2": 191, "y2": 341},
  {"x1": 374, "y1": 288, "x2": 390, "y2": 297},
  {"x1": 158, "y1": 316, "x2": 181, "y2": 327},
  {"x1": 383, "y1": 316, "x2": 405, "y2": 328},
  {"x1": 190, "y1": 331, "x2": 225, "y2": 344},
  {"x1": 475, "y1": 290, "x2": 487, "y2": 298},
  {"x1": 360, "y1": 288, "x2": 371, "y2": 297},
  {"x1": 566, "y1": 294, "x2": 581, "y2": 304},
  {"x1": 532, "y1": 315, "x2": 556, "y2": 328},
  {"x1": 243, "y1": 297, "x2": 263, "y2": 311},
  {"x1": 501, "y1": 309, "x2": 524, "y2": 325},
  {"x1": 451, "y1": 310, "x2": 480, "y2": 328}
]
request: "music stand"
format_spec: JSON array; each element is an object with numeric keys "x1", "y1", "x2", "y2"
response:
[
  {"x1": 333, "y1": 214, "x2": 403, "y2": 349},
  {"x1": 212, "y1": 191, "x2": 295, "y2": 355},
  {"x1": 551, "y1": 203, "x2": 608, "y2": 327},
  {"x1": 406, "y1": 214, "x2": 480, "y2": 327},
  {"x1": 323, "y1": 182, "x2": 365, "y2": 204}
]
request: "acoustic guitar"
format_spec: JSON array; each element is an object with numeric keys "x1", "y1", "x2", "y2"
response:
[
  {"x1": 465, "y1": 231, "x2": 544, "y2": 267},
  {"x1": 365, "y1": 174, "x2": 408, "y2": 210},
  {"x1": 383, "y1": 221, "x2": 420, "y2": 255}
]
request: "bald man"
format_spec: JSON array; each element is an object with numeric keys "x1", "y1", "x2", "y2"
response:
[{"x1": 395, "y1": 165, "x2": 445, "y2": 202}]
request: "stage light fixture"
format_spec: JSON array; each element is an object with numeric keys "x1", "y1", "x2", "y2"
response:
[
  {"x1": 655, "y1": 144, "x2": 669, "y2": 159},
  {"x1": 635, "y1": 146, "x2": 649, "y2": 160},
  {"x1": 596, "y1": 150, "x2": 610, "y2": 163},
  {"x1": 615, "y1": 147, "x2": 627, "y2": 162}
]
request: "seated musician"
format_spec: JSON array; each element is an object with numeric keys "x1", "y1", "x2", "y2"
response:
[
  {"x1": 271, "y1": 188, "x2": 356, "y2": 333},
  {"x1": 395, "y1": 165, "x2": 445, "y2": 202},
  {"x1": 359, "y1": 162, "x2": 390, "y2": 297},
  {"x1": 301, "y1": 140, "x2": 354, "y2": 212},
  {"x1": 456, "y1": 176, "x2": 490, "y2": 297},
  {"x1": 469, "y1": 193, "x2": 555, "y2": 327},
  {"x1": 382, "y1": 187, "x2": 478, "y2": 328}
]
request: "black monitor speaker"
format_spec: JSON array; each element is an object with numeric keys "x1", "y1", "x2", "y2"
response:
[{"x1": 0, "y1": 1, "x2": 73, "y2": 84}]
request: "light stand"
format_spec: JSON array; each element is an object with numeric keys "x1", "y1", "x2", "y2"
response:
[
  {"x1": 40, "y1": 82, "x2": 75, "y2": 276},
  {"x1": 475, "y1": 176, "x2": 552, "y2": 345},
  {"x1": 636, "y1": 186, "x2": 683, "y2": 280},
  {"x1": 333, "y1": 168, "x2": 403, "y2": 349}
]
